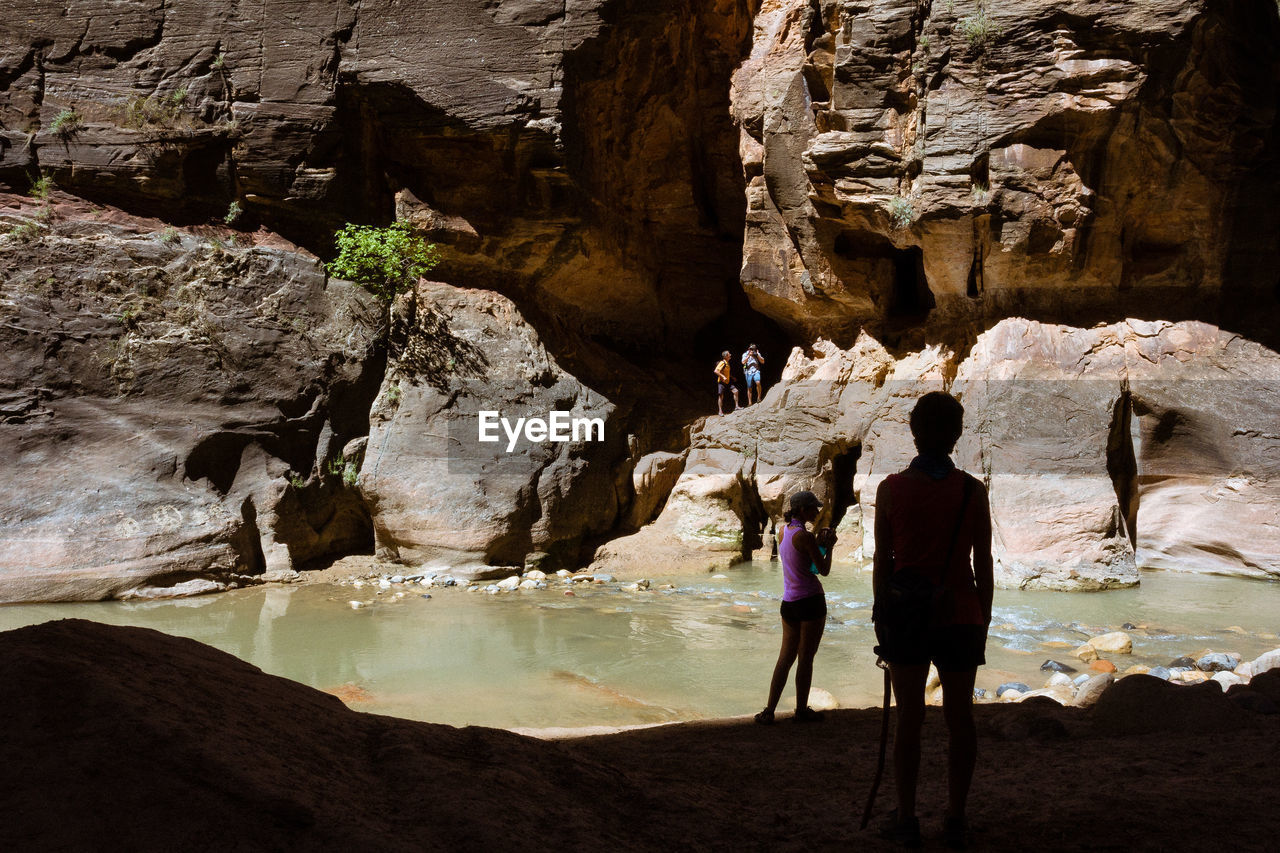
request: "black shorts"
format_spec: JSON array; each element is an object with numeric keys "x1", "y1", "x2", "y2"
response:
[
  {"x1": 717, "y1": 381, "x2": 736, "y2": 396},
  {"x1": 882, "y1": 623, "x2": 987, "y2": 671},
  {"x1": 780, "y1": 593, "x2": 827, "y2": 625}
]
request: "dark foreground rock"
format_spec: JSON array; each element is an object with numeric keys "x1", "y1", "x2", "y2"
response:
[{"x1": 3, "y1": 619, "x2": 1280, "y2": 851}]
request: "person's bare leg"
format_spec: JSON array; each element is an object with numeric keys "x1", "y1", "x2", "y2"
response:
[
  {"x1": 764, "y1": 620, "x2": 801, "y2": 713},
  {"x1": 940, "y1": 667, "x2": 978, "y2": 819},
  {"x1": 717, "y1": 389, "x2": 726, "y2": 416},
  {"x1": 795, "y1": 618, "x2": 825, "y2": 710},
  {"x1": 890, "y1": 663, "x2": 930, "y2": 819}
]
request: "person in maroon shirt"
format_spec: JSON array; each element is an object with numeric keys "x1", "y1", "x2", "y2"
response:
[{"x1": 872, "y1": 391, "x2": 994, "y2": 849}]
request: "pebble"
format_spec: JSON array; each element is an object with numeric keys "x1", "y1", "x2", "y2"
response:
[
  {"x1": 711, "y1": 574, "x2": 728, "y2": 579},
  {"x1": 807, "y1": 687, "x2": 839, "y2": 711},
  {"x1": 1196, "y1": 652, "x2": 1238, "y2": 672},
  {"x1": 1073, "y1": 643, "x2": 1098, "y2": 663},
  {"x1": 524, "y1": 569, "x2": 547, "y2": 581},
  {"x1": 556, "y1": 569, "x2": 572, "y2": 577},
  {"x1": 348, "y1": 601, "x2": 364, "y2": 609},
  {"x1": 1090, "y1": 659, "x2": 1117, "y2": 674},
  {"x1": 419, "y1": 578, "x2": 433, "y2": 588},
  {"x1": 352, "y1": 580, "x2": 365, "y2": 588},
  {"x1": 1046, "y1": 672, "x2": 1075, "y2": 688},
  {"x1": 518, "y1": 579, "x2": 540, "y2": 590},
  {"x1": 390, "y1": 575, "x2": 404, "y2": 584},
  {"x1": 564, "y1": 590, "x2": 576, "y2": 597},
  {"x1": 1072, "y1": 673, "x2": 1091, "y2": 686},
  {"x1": 485, "y1": 585, "x2": 501, "y2": 595},
  {"x1": 378, "y1": 579, "x2": 391, "y2": 589},
  {"x1": 496, "y1": 575, "x2": 521, "y2": 591},
  {"x1": 593, "y1": 573, "x2": 614, "y2": 583},
  {"x1": 1168, "y1": 656, "x2": 1198, "y2": 669},
  {"x1": 1000, "y1": 689, "x2": 1024, "y2": 701},
  {"x1": 1148, "y1": 666, "x2": 1172, "y2": 681},
  {"x1": 1087, "y1": 631, "x2": 1133, "y2": 655},
  {"x1": 420, "y1": 594, "x2": 432, "y2": 600},
  {"x1": 997, "y1": 682, "x2": 1031, "y2": 698},
  {"x1": 1172, "y1": 670, "x2": 1210, "y2": 684},
  {"x1": 1211, "y1": 671, "x2": 1244, "y2": 690},
  {"x1": 1122, "y1": 664, "x2": 1152, "y2": 676},
  {"x1": 1041, "y1": 659, "x2": 1078, "y2": 674},
  {"x1": 1249, "y1": 648, "x2": 1280, "y2": 675},
  {"x1": 1072, "y1": 673, "x2": 1115, "y2": 708},
  {"x1": 973, "y1": 688, "x2": 987, "y2": 700}
]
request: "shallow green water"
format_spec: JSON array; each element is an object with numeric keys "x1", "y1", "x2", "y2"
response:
[{"x1": 3, "y1": 563, "x2": 1278, "y2": 729}]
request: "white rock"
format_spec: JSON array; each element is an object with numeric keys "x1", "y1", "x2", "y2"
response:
[
  {"x1": 518, "y1": 579, "x2": 539, "y2": 590},
  {"x1": 1211, "y1": 671, "x2": 1244, "y2": 691},
  {"x1": 805, "y1": 687, "x2": 839, "y2": 711},
  {"x1": 419, "y1": 578, "x2": 433, "y2": 588},
  {"x1": 390, "y1": 575, "x2": 405, "y2": 584},
  {"x1": 711, "y1": 574, "x2": 728, "y2": 579},
  {"x1": 1250, "y1": 648, "x2": 1280, "y2": 676},
  {"x1": 349, "y1": 601, "x2": 364, "y2": 609},
  {"x1": 1047, "y1": 672, "x2": 1075, "y2": 688},
  {"x1": 556, "y1": 569, "x2": 572, "y2": 577},
  {"x1": 1071, "y1": 673, "x2": 1114, "y2": 708},
  {"x1": 352, "y1": 580, "x2": 365, "y2": 588},
  {"x1": 496, "y1": 575, "x2": 521, "y2": 591},
  {"x1": 1073, "y1": 643, "x2": 1099, "y2": 663},
  {"x1": 524, "y1": 569, "x2": 547, "y2": 581},
  {"x1": 378, "y1": 578, "x2": 392, "y2": 589},
  {"x1": 485, "y1": 585, "x2": 501, "y2": 595},
  {"x1": 1087, "y1": 631, "x2": 1133, "y2": 654}
]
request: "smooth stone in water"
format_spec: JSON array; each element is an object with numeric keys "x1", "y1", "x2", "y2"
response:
[
  {"x1": 1046, "y1": 672, "x2": 1074, "y2": 688},
  {"x1": 997, "y1": 682, "x2": 1031, "y2": 698},
  {"x1": 1173, "y1": 670, "x2": 1210, "y2": 684},
  {"x1": 496, "y1": 575, "x2": 521, "y2": 591},
  {"x1": 1212, "y1": 671, "x2": 1243, "y2": 690},
  {"x1": 593, "y1": 574, "x2": 615, "y2": 583},
  {"x1": 390, "y1": 575, "x2": 404, "y2": 584},
  {"x1": 518, "y1": 579, "x2": 539, "y2": 590},
  {"x1": 1073, "y1": 643, "x2": 1098, "y2": 663},
  {"x1": 1073, "y1": 673, "x2": 1091, "y2": 687},
  {"x1": 1169, "y1": 656, "x2": 1198, "y2": 669},
  {"x1": 1041, "y1": 659, "x2": 1078, "y2": 674},
  {"x1": 1249, "y1": 648, "x2": 1280, "y2": 676},
  {"x1": 1148, "y1": 666, "x2": 1172, "y2": 681},
  {"x1": 1197, "y1": 653, "x2": 1238, "y2": 672},
  {"x1": 1087, "y1": 631, "x2": 1133, "y2": 655},
  {"x1": 524, "y1": 569, "x2": 547, "y2": 581}
]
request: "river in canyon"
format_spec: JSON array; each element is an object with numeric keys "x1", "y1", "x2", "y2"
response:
[{"x1": 3, "y1": 563, "x2": 1279, "y2": 730}]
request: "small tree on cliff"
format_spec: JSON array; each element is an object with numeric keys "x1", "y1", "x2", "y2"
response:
[{"x1": 326, "y1": 221, "x2": 440, "y2": 302}]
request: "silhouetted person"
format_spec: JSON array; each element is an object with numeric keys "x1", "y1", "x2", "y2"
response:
[
  {"x1": 741, "y1": 344, "x2": 765, "y2": 405},
  {"x1": 714, "y1": 350, "x2": 740, "y2": 415},
  {"x1": 756, "y1": 490, "x2": 837, "y2": 724},
  {"x1": 872, "y1": 392, "x2": 993, "y2": 849}
]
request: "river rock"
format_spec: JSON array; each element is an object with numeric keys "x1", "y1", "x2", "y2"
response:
[
  {"x1": 997, "y1": 682, "x2": 1031, "y2": 698},
  {"x1": 1169, "y1": 656, "x2": 1199, "y2": 670},
  {"x1": 1149, "y1": 666, "x2": 1173, "y2": 681},
  {"x1": 495, "y1": 576, "x2": 521, "y2": 592},
  {"x1": 1197, "y1": 653, "x2": 1239, "y2": 673},
  {"x1": 1087, "y1": 632, "x2": 1133, "y2": 655},
  {"x1": 1211, "y1": 672, "x2": 1244, "y2": 691},
  {"x1": 1046, "y1": 673, "x2": 1075, "y2": 689},
  {"x1": 1090, "y1": 660, "x2": 1118, "y2": 674},
  {"x1": 1249, "y1": 649, "x2": 1280, "y2": 676},
  {"x1": 1122, "y1": 665, "x2": 1152, "y2": 676},
  {"x1": 1172, "y1": 670, "x2": 1211, "y2": 684},
  {"x1": 1073, "y1": 644, "x2": 1099, "y2": 663},
  {"x1": 1071, "y1": 673, "x2": 1115, "y2": 709},
  {"x1": 806, "y1": 688, "x2": 838, "y2": 712},
  {"x1": 518, "y1": 579, "x2": 540, "y2": 590},
  {"x1": 1041, "y1": 660, "x2": 1078, "y2": 674},
  {"x1": 523, "y1": 570, "x2": 547, "y2": 582}
]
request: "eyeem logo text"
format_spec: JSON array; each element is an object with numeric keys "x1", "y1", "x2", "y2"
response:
[{"x1": 478, "y1": 411, "x2": 606, "y2": 452}]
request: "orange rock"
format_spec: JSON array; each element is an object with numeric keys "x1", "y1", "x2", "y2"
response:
[{"x1": 1090, "y1": 659, "x2": 1117, "y2": 673}]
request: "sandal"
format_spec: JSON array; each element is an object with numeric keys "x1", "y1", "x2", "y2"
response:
[
  {"x1": 753, "y1": 708, "x2": 775, "y2": 725},
  {"x1": 793, "y1": 706, "x2": 825, "y2": 723}
]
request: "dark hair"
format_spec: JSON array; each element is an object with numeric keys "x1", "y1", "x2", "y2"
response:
[
  {"x1": 909, "y1": 391, "x2": 964, "y2": 455},
  {"x1": 783, "y1": 509, "x2": 793, "y2": 523}
]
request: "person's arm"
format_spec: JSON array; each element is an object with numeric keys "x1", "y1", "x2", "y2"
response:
[
  {"x1": 793, "y1": 527, "x2": 833, "y2": 576},
  {"x1": 972, "y1": 478, "x2": 994, "y2": 625},
  {"x1": 872, "y1": 479, "x2": 893, "y2": 606},
  {"x1": 757, "y1": 351, "x2": 765, "y2": 364}
]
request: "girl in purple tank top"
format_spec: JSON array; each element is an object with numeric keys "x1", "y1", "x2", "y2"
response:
[{"x1": 755, "y1": 490, "x2": 837, "y2": 724}]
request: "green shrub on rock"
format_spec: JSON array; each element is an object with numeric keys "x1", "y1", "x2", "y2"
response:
[{"x1": 325, "y1": 221, "x2": 440, "y2": 302}]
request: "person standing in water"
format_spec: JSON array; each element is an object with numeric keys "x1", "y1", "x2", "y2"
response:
[
  {"x1": 741, "y1": 344, "x2": 765, "y2": 405},
  {"x1": 756, "y1": 490, "x2": 837, "y2": 724},
  {"x1": 872, "y1": 391, "x2": 993, "y2": 849},
  {"x1": 714, "y1": 350, "x2": 741, "y2": 415}
]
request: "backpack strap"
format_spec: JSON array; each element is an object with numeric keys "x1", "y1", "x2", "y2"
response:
[{"x1": 943, "y1": 474, "x2": 975, "y2": 571}]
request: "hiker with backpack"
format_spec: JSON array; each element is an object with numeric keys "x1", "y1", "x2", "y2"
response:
[{"x1": 871, "y1": 391, "x2": 994, "y2": 849}]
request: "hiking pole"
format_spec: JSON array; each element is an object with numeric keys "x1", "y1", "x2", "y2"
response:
[{"x1": 861, "y1": 656, "x2": 892, "y2": 830}]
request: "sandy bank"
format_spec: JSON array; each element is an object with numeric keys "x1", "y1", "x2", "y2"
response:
[{"x1": 2, "y1": 619, "x2": 1278, "y2": 851}]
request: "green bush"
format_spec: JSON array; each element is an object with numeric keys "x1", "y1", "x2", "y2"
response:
[
  {"x1": 325, "y1": 221, "x2": 440, "y2": 302},
  {"x1": 49, "y1": 109, "x2": 81, "y2": 138},
  {"x1": 224, "y1": 200, "x2": 242, "y2": 225},
  {"x1": 889, "y1": 196, "x2": 916, "y2": 230},
  {"x1": 29, "y1": 175, "x2": 52, "y2": 200},
  {"x1": 959, "y1": 7, "x2": 1003, "y2": 51}
]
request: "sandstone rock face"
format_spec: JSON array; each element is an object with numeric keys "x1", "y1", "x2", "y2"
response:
[
  {"x1": 0, "y1": 0, "x2": 758, "y2": 356},
  {"x1": 0, "y1": 195, "x2": 382, "y2": 602},
  {"x1": 638, "y1": 316, "x2": 1280, "y2": 587},
  {"x1": 731, "y1": 0, "x2": 1280, "y2": 347},
  {"x1": 359, "y1": 280, "x2": 629, "y2": 577}
]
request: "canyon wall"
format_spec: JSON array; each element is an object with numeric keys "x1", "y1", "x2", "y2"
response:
[{"x1": 2, "y1": 0, "x2": 1278, "y2": 600}]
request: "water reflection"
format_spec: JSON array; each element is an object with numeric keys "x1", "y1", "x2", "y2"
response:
[{"x1": 2, "y1": 563, "x2": 1278, "y2": 728}]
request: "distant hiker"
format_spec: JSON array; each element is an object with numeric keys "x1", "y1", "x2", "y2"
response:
[
  {"x1": 741, "y1": 344, "x2": 765, "y2": 405},
  {"x1": 756, "y1": 490, "x2": 837, "y2": 724},
  {"x1": 871, "y1": 391, "x2": 993, "y2": 849},
  {"x1": 714, "y1": 351, "x2": 740, "y2": 415}
]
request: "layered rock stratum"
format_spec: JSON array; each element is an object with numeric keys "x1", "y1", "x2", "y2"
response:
[{"x1": 2, "y1": 0, "x2": 1279, "y2": 600}]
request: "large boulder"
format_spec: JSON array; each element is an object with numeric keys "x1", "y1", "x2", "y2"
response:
[
  {"x1": 359, "y1": 280, "x2": 629, "y2": 577},
  {"x1": 0, "y1": 197, "x2": 382, "y2": 602}
]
